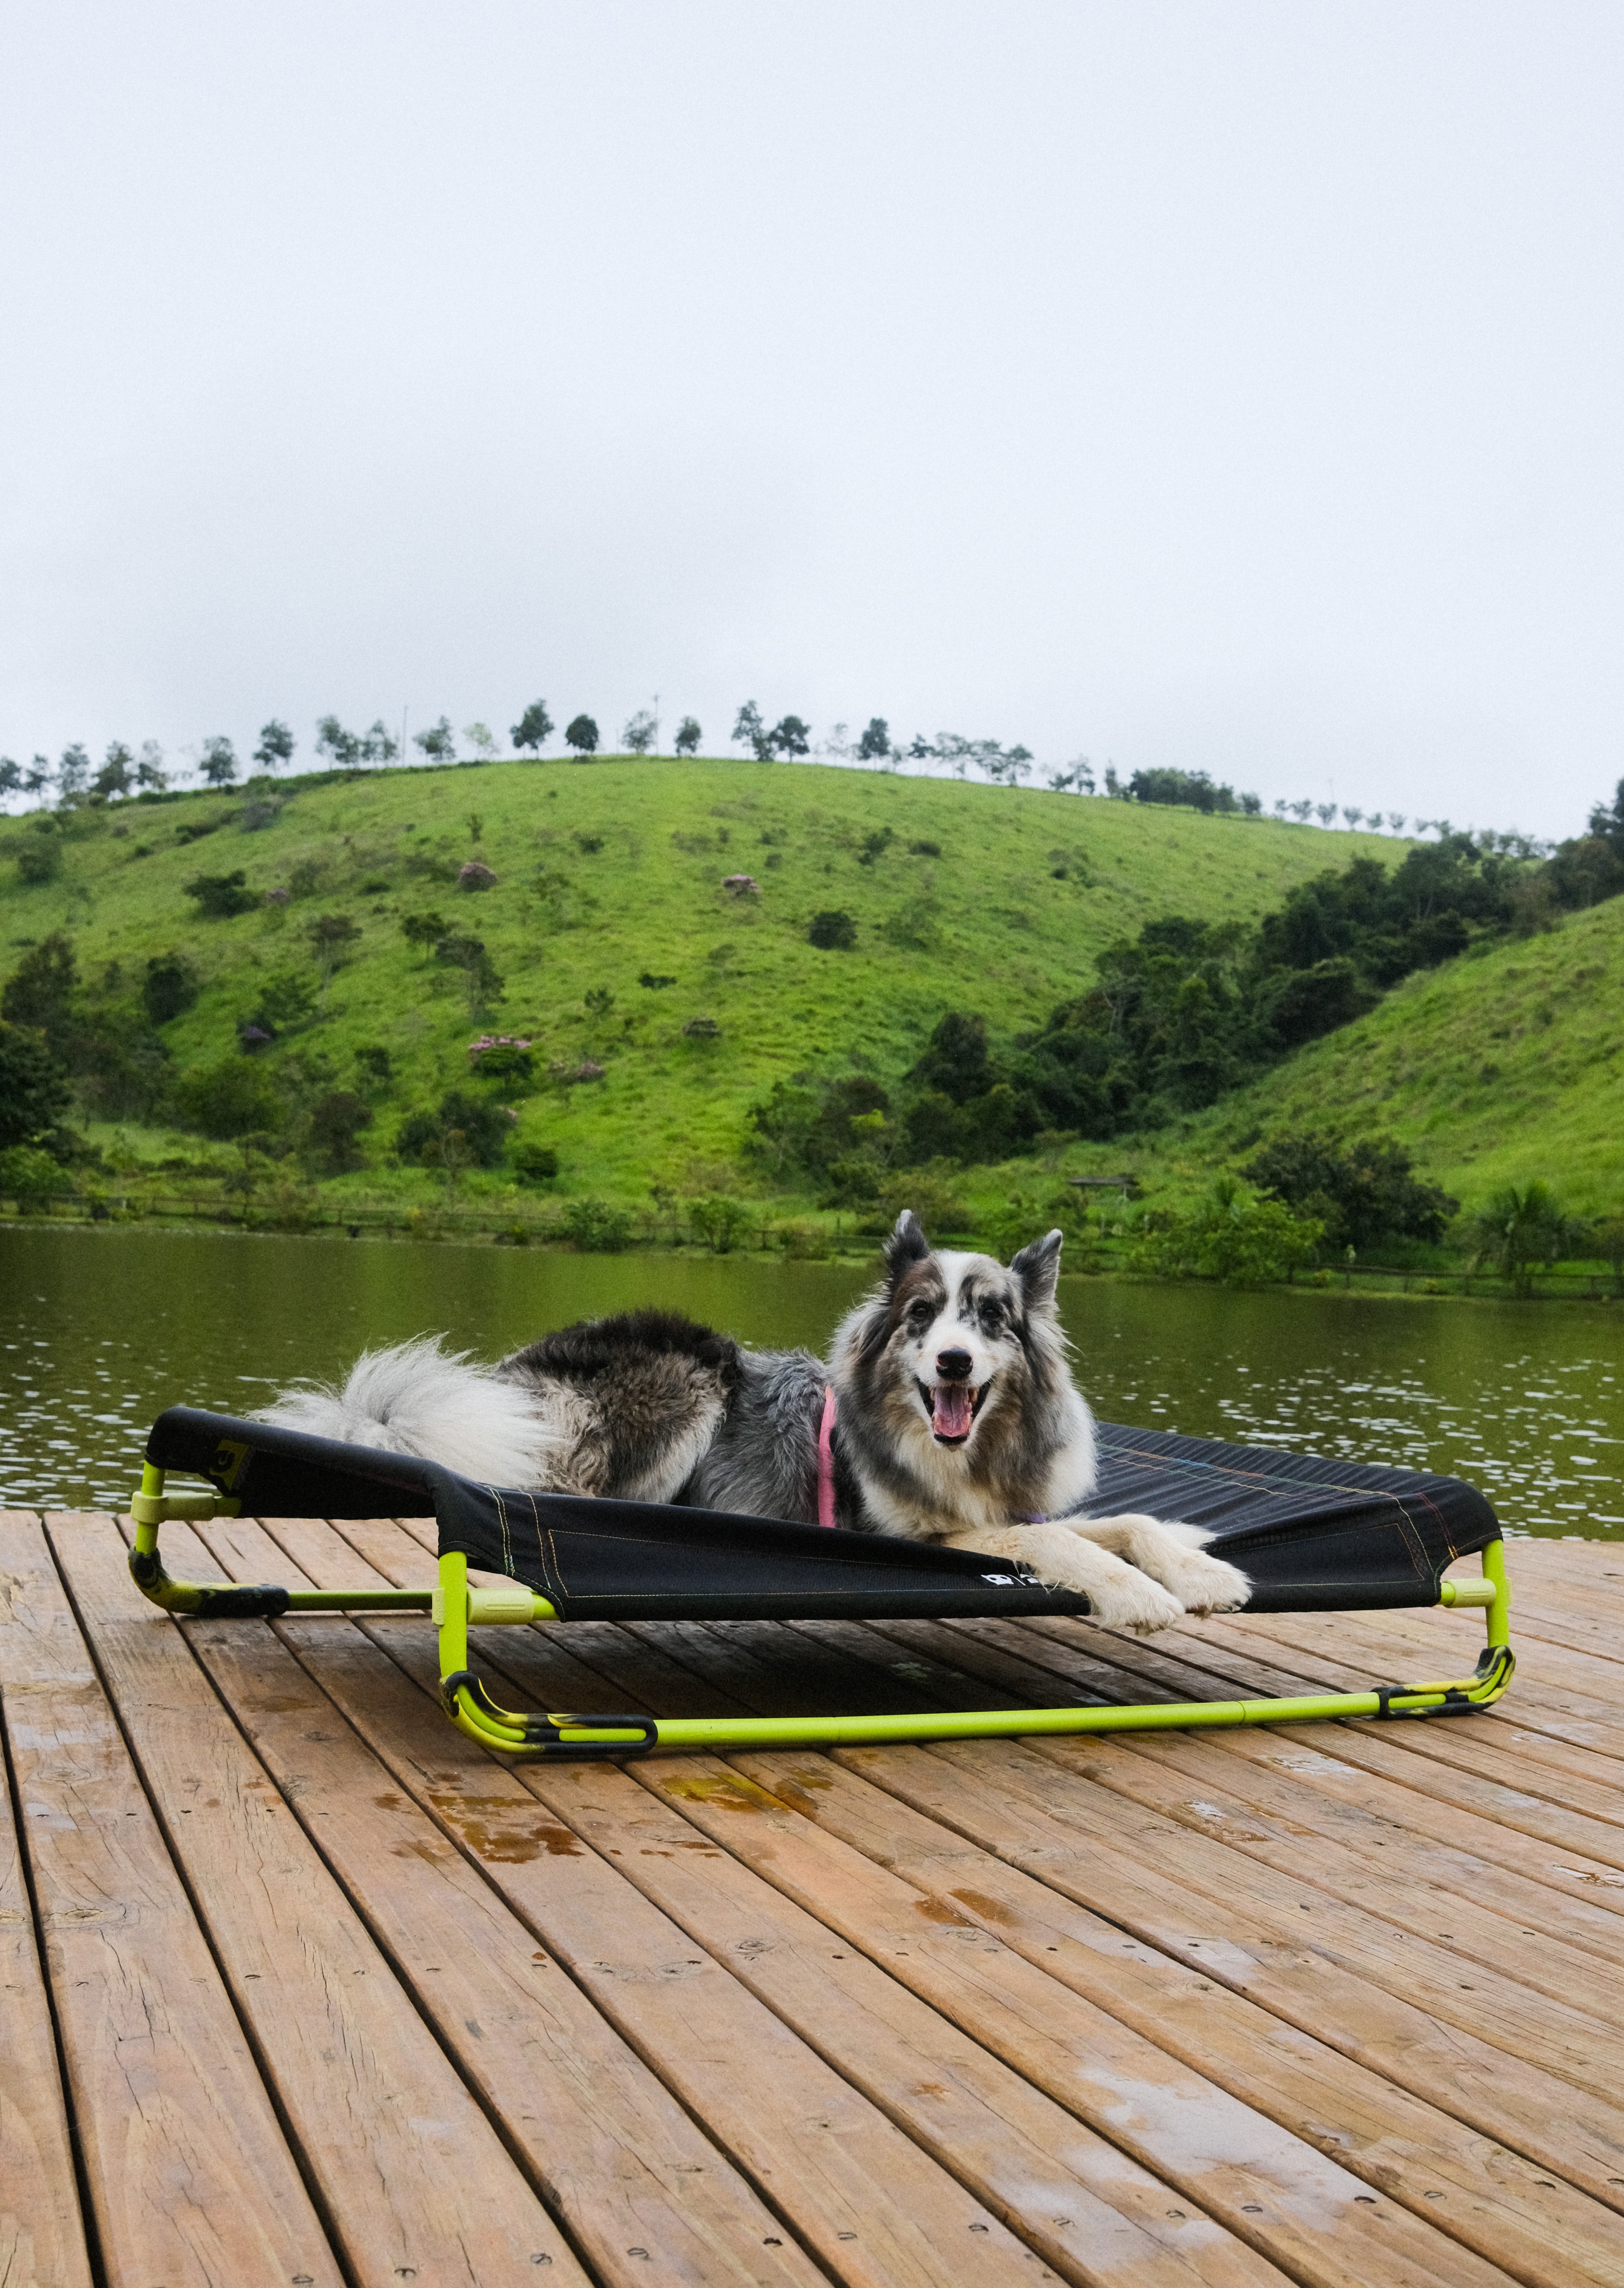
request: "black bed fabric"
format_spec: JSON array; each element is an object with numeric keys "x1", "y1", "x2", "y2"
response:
[{"x1": 145, "y1": 1405, "x2": 1499, "y2": 1619}]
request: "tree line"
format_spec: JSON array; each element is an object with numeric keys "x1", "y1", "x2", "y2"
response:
[{"x1": 0, "y1": 703, "x2": 1564, "y2": 853}]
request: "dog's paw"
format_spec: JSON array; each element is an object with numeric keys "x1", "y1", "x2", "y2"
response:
[
  {"x1": 1076, "y1": 1567, "x2": 1186, "y2": 1635},
  {"x1": 1157, "y1": 1547, "x2": 1251, "y2": 1617}
]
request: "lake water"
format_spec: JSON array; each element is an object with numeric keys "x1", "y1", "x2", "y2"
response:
[{"x1": 1, "y1": 1224, "x2": 1618, "y2": 1537}]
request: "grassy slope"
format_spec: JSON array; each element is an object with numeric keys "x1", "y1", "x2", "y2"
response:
[
  {"x1": 3, "y1": 756, "x2": 1403, "y2": 1205},
  {"x1": 1130, "y1": 894, "x2": 1624, "y2": 1217}
]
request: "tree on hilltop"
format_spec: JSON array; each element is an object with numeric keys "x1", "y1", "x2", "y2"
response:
[
  {"x1": 623, "y1": 709, "x2": 656, "y2": 755},
  {"x1": 316, "y1": 716, "x2": 362, "y2": 766},
  {"x1": 512, "y1": 699, "x2": 553, "y2": 753},
  {"x1": 856, "y1": 718, "x2": 892, "y2": 762},
  {"x1": 769, "y1": 715, "x2": 811, "y2": 759},
  {"x1": 200, "y1": 736, "x2": 238, "y2": 788},
  {"x1": 674, "y1": 715, "x2": 702, "y2": 755},
  {"x1": 413, "y1": 717, "x2": 456, "y2": 764},
  {"x1": 254, "y1": 719, "x2": 296, "y2": 772},
  {"x1": 732, "y1": 701, "x2": 772, "y2": 760},
  {"x1": 564, "y1": 714, "x2": 599, "y2": 757},
  {"x1": 57, "y1": 745, "x2": 91, "y2": 799},
  {"x1": 94, "y1": 743, "x2": 134, "y2": 799}
]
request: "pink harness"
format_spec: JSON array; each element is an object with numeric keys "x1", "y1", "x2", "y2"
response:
[{"x1": 816, "y1": 1384, "x2": 838, "y2": 1528}]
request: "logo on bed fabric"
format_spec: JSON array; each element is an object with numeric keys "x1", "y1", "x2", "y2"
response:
[{"x1": 210, "y1": 1438, "x2": 251, "y2": 1490}]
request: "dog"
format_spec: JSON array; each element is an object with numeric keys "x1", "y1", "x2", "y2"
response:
[{"x1": 260, "y1": 1211, "x2": 1248, "y2": 1632}]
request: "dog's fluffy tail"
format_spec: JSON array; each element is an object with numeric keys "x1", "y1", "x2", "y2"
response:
[{"x1": 255, "y1": 1336, "x2": 557, "y2": 1486}]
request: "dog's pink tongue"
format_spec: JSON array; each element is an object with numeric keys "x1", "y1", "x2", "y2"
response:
[{"x1": 932, "y1": 1384, "x2": 973, "y2": 1438}]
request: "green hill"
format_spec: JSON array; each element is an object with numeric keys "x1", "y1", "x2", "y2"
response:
[
  {"x1": 2, "y1": 756, "x2": 1407, "y2": 1214},
  {"x1": 1130, "y1": 891, "x2": 1623, "y2": 1218}
]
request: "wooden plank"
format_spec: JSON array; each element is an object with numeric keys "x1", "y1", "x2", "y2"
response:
[
  {"x1": 858, "y1": 1616, "x2": 1624, "y2": 1969},
  {"x1": 1142, "y1": 1723, "x2": 1624, "y2": 1967},
  {"x1": 1060, "y1": 1729, "x2": 1624, "y2": 2031},
  {"x1": 49, "y1": 1513, "x2": 583, "y2": 2288},
  {"x1": 354, "y1": 1622, "x2": 1291, "y2": 2288},
  {"x1": 524, "y1": 1750, "x2": 1393, "y2": 2288},
  {"x1": 1240, "y1": 1709, "x2": 1624, "y2": 1877},
  {"x1": 1160, "y1": 1709, "x2": 1624, "y2": 1926},
  {"x1": 178, "y1": 1518, "x2": 831, "y2": 2288},
  {"x1": 737, "y1": 1742, "x2": 1624, "y2": 2288},
  {"x1": 607, "y1": 1751, "x2": 1537, "y2": 2288},
  {"x1": 229, "y1": 1524, "x2": 1071, "y2": 2288},
  {"x1": 0, "y1": 1512, "x2": 344, "y2": 2288},
  {"x1": 1015, "y1": 1732, "x2": 1624, "y2": 2100},
  {"x1": 0, "y1": 1518, "x2": 94, "y2": 2288},
  {"x1": 837, "y1": 1734, "x2": 1624, "y2": 2223},
  {"x1": 316, "y1": 1513, "x2": 439, "y2": 1586}
]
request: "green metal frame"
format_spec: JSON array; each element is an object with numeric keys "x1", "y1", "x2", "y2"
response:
[{"x1": 129, "y1": 1461, "x2": 1514, "y2": 1759}]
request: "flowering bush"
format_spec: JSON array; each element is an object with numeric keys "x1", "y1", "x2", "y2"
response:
[
  {"x1": 467, "y1": 1034, "x2": 535, "y2": 1086},
  {"x1": 721, "y1": 873, "x2": 760, "y2": 896},
  {"x1": 458, "y1": 860, "x2": 498, "y2": 891}
]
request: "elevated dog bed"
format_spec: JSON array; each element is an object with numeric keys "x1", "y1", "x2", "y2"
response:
[{"x1": 130, "y1": 1405, "x2": 1513, "y2": 1758}]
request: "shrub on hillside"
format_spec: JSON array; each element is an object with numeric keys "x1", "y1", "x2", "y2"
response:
[
  {"x1": 808, "y1": 910, "x2": 857, "y2": 950},
  {"x1": 749, "y1": 1073, "x2": 892, "y2": 1180},
  {"x1": 1242, "y1": 1132, "x2": 1458, "y2": 1253},
  {"x1": 395, "y1": 1089, "x2": 511, "y2": 1169},
  {"x1": 240, "y1": 969, "x2": 319, "y2": 1041},
  {"x1": 468, "y1": 1036, "x2": 535, "y2": 1086},
  {"x1": 142, "y1": 952, "x2": 200, "y2": 1026},
  {"x1": 16, "y1": 826, "x2": 63, "y2": 885},
  {"x1": 306, "y1": 1091, "x2": 373, "y2": 1173},
  {"x1": 175, "y1": 1057, "x2": 285, "y2": 1139},
  {"x1": 184, "y1": 870, "x2": 259, "y2": 918},
  {"x1": 511, "y1": 1140, "x2": 560, "y2": 1184},
  {"x1": 434, "y1": 934, "x2": 504, "y2": 1017},
  {"x1": 2, "y1": 932, "x2": 78, "y2": 1053},
  {"x1": 0, "y1": 1020, "x2": 73, "y2": 1154}
]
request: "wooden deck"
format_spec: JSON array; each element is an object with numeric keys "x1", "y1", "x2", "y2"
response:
[{"x1": 3, "y1": 1515, "x2": 1622, "y2": 2288}]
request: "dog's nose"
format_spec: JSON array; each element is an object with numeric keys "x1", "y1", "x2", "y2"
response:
[{"x1": 935, "y1": 1348, "x2": 973, "y2": 1381}]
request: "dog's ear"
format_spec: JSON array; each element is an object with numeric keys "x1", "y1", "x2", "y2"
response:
[
  {"x1": 1009, "y1": 1227, "x2": 1064, "y2": 1312},
  {"x1": 885, "y1": 1208, "x2": 930, "y2": 1281}
]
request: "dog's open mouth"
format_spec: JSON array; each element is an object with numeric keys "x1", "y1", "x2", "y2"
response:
[{"x1": 918, "y1": 1378, "x2": 989, "y2": 1446}]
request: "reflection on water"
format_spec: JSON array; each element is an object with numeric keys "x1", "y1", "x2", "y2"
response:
[{"x1": 1, "y1": 1224, "x2": 1618, "y2": 1537}]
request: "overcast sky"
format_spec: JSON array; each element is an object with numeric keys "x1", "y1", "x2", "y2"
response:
[{"x1": 2, "y1": 2, "x2": 1620, "y2": 836}]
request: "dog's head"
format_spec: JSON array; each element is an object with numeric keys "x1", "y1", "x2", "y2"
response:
[{"x1": 851, "y1": 1208, "x2": 1068, "y2": 1459}]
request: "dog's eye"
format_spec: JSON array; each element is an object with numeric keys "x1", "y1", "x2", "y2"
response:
[
  {"x1": 907, "y1": 1301, "x2": 933, "y2": 1329},
  {"x1": 979, "y1": 1306, "x2": 1005, "y2": 1334}
]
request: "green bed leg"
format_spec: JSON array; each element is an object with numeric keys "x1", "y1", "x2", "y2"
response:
[
  {"x1": 434, "y1": 1550, "x2": 652, "y2": 1756},
  {"x1": 127, "y1": 1463, "x2": 435, "y2": 1618}
]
